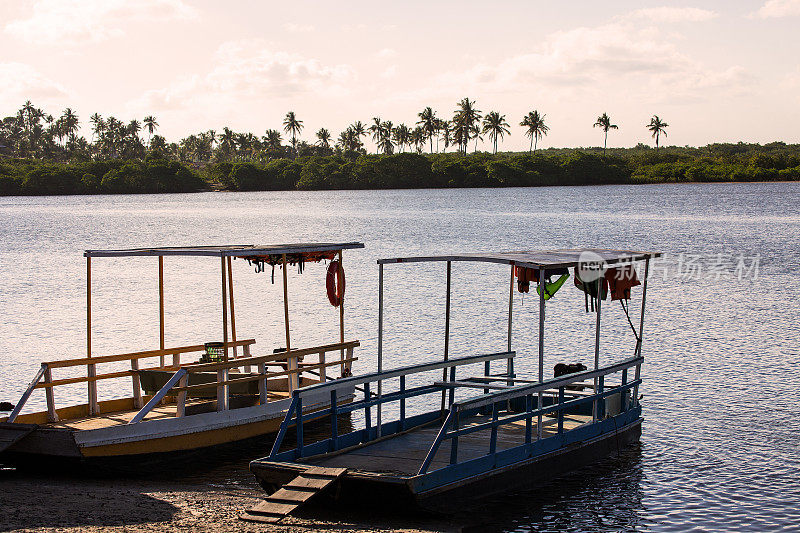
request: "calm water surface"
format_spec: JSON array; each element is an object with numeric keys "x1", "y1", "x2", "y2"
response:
[{"x1": 1, "y1": 183, "x2": 799, "y2": 532}]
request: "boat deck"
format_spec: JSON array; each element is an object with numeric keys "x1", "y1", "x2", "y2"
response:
[
  {"x1": 45, "y1": 393, "x2": 290, "y2": 431},
  {"x1": 308, "y1": 412, "x2": 592, "y2": 476}
]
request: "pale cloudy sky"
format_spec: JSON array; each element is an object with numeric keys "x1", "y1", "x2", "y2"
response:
[{"x1": 2, "y1": 0, "x2": 799, "y2": 151}]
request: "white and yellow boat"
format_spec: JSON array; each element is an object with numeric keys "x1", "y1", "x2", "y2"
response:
[{"x1": 0, "y1": 242, "x2": 363, "y2": 464}]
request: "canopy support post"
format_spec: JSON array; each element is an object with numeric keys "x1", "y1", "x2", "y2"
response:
[
  {"x1": 227, "y1": 256, "x2": 238, "y2": 360},
  {"x1": 507, "y1": 264, "x2": 514, "y2": 385},
  {"x1": 218, "y1": 256, "x2": 229, "y2": 411},
  {"x1": 376, "y1": 263, "x2": 384, "y2": 437},
  {"x1": 338, "y1": 250, "x2": 346, "y2": 375},
  {"x1": 634, "y1": 258, "x2": 650, "y2": 407},
  {"x1": 441, "y1": 261, "x2": 452, "y2": 412},
  {"x1": 87, "y1": 256, "x2": 98, "y2": 416},
  {"x1": 537, "y1": 269, "x2": 546, "y2": 439},
  {"x1": 593, "y1": 276, "x2": 603, "y2": 422},
  {"x1": 636, "y1": 258, "x2": 650, "y2": 357},
  {"x1": 158, "y1": 256, "x2": 165, "y2": 367},
  {"x1": 282, "y1": 254, "x2": 297, "y2": 392}
]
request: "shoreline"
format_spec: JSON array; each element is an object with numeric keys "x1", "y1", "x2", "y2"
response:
[
  {"x1": 0, "y1": 178, "x2": 797, "y2": 200},
  {"x1": 0, "y1": 469, "x2": 457, "y2": 532}
]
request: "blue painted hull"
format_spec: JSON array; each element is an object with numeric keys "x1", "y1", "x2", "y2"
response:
[{"x1": 250, "y1": 408, "x2": 642, "y2": 512}]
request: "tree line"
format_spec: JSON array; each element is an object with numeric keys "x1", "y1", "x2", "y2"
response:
[
  {"x1": 1, "y1": 99, "x2": 798, "y2": 196},
  {"x1": 1, "y1": 99, "x2": 671, "y2": 164}
]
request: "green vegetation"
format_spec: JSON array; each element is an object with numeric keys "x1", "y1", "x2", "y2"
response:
[
  {"x1": 0, "y1": 158, "x2": 205, "y2": 196},
  {"x1": 1, "y1": 99, "x2": 799, "y2": 196}
]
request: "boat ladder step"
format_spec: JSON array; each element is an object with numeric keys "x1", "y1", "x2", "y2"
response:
[
  {"x1": 240, "y1": 466, "x2": 347, "y2": 523},
  {"x1": 0, "y1": 423, "x2": 38, "y2": 453}
]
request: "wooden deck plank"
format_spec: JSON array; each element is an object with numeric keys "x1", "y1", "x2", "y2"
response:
[{"x1": 309, "y1": 413, "x2": 592, "y2": 475}]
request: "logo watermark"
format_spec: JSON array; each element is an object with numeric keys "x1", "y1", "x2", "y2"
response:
[{"x1": 600, "y1": 253, "x2": 761, "y2": 282}]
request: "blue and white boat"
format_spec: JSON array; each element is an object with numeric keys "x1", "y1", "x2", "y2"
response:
[{"x1": 246, "y1": 248, "x2": 660, "y2": 517}]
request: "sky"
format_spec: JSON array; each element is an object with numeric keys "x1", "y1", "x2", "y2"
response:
[{"x1": 2, "y1": 0, "x2": 800, "y2": 151}]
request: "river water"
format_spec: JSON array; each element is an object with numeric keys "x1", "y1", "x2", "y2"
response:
[{"x1": 1, "y1": 183, "x2": 799, "y2": 531}]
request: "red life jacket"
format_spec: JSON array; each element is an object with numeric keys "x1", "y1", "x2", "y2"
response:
[{"x1": 604, "y1": 265, "x2": 640, "y2": 301}]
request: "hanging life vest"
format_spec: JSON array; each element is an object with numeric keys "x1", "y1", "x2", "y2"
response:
[
  {"x1": 604, "y1": 265, "x2": 641, "y2": 301},
  {"x1": 516, "y1": 266, "x2": 570, "y2": 300},
  {"x1": 326, "y1": 260, "x2": 345, "y2": 307},
  {"x1": 574, "y1": 268, "x2": 607, "y2": 312},
  {"x1": 574, "y1": 264, "x2": 641, "y2": 312}
]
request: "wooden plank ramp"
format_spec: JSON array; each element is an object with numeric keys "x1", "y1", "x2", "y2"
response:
[{"x1": 240, "y1": 466, "x2": 347, "y2": 523}]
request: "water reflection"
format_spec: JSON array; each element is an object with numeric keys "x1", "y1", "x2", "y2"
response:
[{"x1": 463, "y1": 445, "x2": 646, "y2": 532}]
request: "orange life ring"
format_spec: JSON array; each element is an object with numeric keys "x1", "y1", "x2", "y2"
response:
[{"x1": 326, "y1": 260, "x2": 345, "y2": 307}]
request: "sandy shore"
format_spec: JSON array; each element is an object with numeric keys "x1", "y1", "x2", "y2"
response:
[{"x1": 0, "y1": 469, "x2": 460, "y2": 533}]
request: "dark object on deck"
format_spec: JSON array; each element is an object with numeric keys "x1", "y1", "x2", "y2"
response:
[
  {"x1": 554, "y1": 363, "x2": 588, "y2": 391},
  {"x1": 0, "y1": 402, "x2": 14, "y2": 411},
  {"x1": 553, "y1": 363, "x2": 587, "y2": 377}
]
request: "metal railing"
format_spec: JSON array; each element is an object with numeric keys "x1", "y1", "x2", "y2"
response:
[
  {"x1": 268, "y1": 350, "x2": 516, "y2": 462},
  {"x1": 417, "y1": 356, "x2": 644, "y2": 474}
]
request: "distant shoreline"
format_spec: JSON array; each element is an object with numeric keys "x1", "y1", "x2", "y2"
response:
[{"x1": 2, "y1": 146, "x2": 799, "y2": 196}]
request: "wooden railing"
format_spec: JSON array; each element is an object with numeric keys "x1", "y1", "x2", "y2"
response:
[
  {"x1": 8, "y1": 339, "x2": 256, "y2": 423},
  {"x1": 128, "y1": 340, "x2": 360, "y2": 424}
]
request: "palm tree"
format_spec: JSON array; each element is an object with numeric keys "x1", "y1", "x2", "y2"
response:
[
  {"x1": 520, "y1": 110, "x2": 549, "y2": 153},
  {"x1": 417, "y1": 107, "x2": 438, "y2": 153},
  {"x1": 337, "y1": 127, "x2": 362, "y2": 154},
  {"x1": 452, "y1": 98, "x2": 481, "y2": 154},
  {"x1": 369, "y1": 117, "x2": 383, "y2": 150},
  {"x1": 482, "y1": 111, "x2": 510, "y2": 154},
  {"x1": 316, "y1": 128, "x2": 331, "y2": 149},
  {"x1": 263, "y1": 129, "x2": 282, "y2": 152},
  {"x1": 392, "y1": 123, "x2": 411, "y2": 152},
  {"x1": 60, "y1": 108, "x2": 79, "y2": 138},
  {"x1": 439, "y1": 119, "x2": 452, "y2": 152},
  {"x1": 89, "y1": 113, "x2": 104, "y2": 143},
  {"x1": 593, "y1": 113, "x2": 618, "y2": 155},
  {"x1": 647, "y1": 115, "x2": 668, "y2": 149},
  {"x1": 219, "y1": 127, "x2": 236, "y2": 156},
  {"x1": 207, "y1": 129, "x2": 216, "y2": 151},
  {"x1": 143, "y1": 116, "x2": 158, "y2": 145},
  {"x1": 378, "y1": 120, "x2": 394, "y2": 155},
  {"x1": 128, "y1": 120, "x2": 141, "y2": 141},
  {"x1": 350, "y1": 121, "x2": 367, "y2": 146},
  {"x1": 282, "y1": 111, "x2": 303, "y2": 154}
]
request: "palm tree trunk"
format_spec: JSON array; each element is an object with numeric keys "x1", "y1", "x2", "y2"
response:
[
  {"x1": 603, "y1": 131, "x2": 608, "y2": 155},
  {"x1": 529, "y1": 137, "x2": 533, "y2": 153},
  {"x1": 534, "y1": 137, "x2": 538, "y2": 152}
]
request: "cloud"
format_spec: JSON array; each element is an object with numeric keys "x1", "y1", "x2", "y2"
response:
[
  {"x1": 283, "y1": 22, "x2": 315, "y2": 33},
  {"x1": 751, "y1": 0, "x2": 800, "y2": 18},
  {"x1": 5, "y1": 0, "x2": 198, "y2": 45},
  {"x1": 132, "y1": 40, "x2": 355, "y2": 113},
  {"x1": 381, "y1": 65, "x2": 399, "y2": 79},
  {"x1": 423, "y1": 20, "x2": 751, "y2": 104},
  {"x1": 624, "y1": 7, "x2": 718, "y2": 23},
  {"x1": 0, "y1": 63, "x2": 68, "y2": 110},
  {"x1": 375, "y1": 48, "x2": 398, "y2": 59}
]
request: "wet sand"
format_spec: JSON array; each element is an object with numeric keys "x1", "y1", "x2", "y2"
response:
[{"x1": 0, "y1": 469, "x2": 457, "y2": 532}]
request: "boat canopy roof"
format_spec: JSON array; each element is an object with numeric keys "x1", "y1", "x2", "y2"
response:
[
  {"x1": 85, "y1": 242, "x2": 364, "y2": 258},
  {"x1": 378, "y1": 248, "x2": 660, "y2": 269}
]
